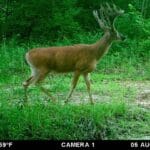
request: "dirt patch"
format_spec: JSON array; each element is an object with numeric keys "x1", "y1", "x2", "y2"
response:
[
  {"x1": 119, "y1": 81, "x2": 150, "y2": 108},
  {"x1": 3, "y1": 80, "x2": 150, "y2": 107},
  {"x1": 56, "y1": 92, "x2": 112, "y2": 105},
  {"x1": 137, "y1": 89, "x2": 150, "y2": 107},
  {"x1": 56, "y1": 81, "x2": 150, "y2": 107}
]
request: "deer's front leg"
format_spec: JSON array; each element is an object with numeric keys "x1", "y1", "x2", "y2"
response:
[
  {"x1": 39, "y1": 86, "x2": 56, "y2": 102},
  {"x1": 65, "y1": 71, "x2": 80, "y2": 104},
  {"x1": 83, "y1": 73, "x2": 94, "y2": 104}
]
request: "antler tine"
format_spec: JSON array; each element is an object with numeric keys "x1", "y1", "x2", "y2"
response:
[
  {"x1": 113, "y1": 4, "x2": 120, "y2": 14},
  {"x1": 108, "y1": 3, "x2": 124, "y2": 30},
  {"x1": 99, "y1": 4, "x2": 111, "y2": 27},
  {"x1": 93, "y1": 3, "x2": 124, "y2": 31},
  {"x1": 112, "y1": 3, "x2": 124, "y2": 16},
  {"x1": 113, "y1": 3, "x2": 117, "y2": 11},
  {"x1": 105, "y1": 3, "x2": 124, "y2": 27},
  {"x1": 106, "y1": 2, "x2": 112, "y2": 14},
  {"x1": 93, "y1": 9, "x2": 110, "y2": 31},
  {"x1": 103, "y1": 3, "x2": 112, "y2": 26},
  {"x1": 99, "y1": 5, "x2": 106, "y2": 24},
  {"x1": 0, "y1": 5, "x2": 6, "y2": 12}
]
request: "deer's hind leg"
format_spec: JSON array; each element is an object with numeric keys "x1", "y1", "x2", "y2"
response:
[
  {"x1": 35, "y1": 71, "x2": 56, "y2": 102},
  {"x1": 23, "y1": 67, "x2": 40, "y2": 102},
  {"x1": 23, "y1": 66, "x2": 54, "y2": 102},
  {"x1": 23, "y1": 76, "x2": 38, "y2": 103}
]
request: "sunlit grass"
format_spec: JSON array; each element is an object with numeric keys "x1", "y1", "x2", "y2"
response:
[{"x1": 0, "y1": 38, "x2": 150, "y2": 140}]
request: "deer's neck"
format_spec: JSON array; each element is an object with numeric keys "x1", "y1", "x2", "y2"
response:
[{"x1": 94, "y1": 32, "x2": 113, "y2": 60}]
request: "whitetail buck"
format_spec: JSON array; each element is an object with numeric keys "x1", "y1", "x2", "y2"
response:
[{"x1": 23, "y1": 3, "x2": 125, "y2": 104}]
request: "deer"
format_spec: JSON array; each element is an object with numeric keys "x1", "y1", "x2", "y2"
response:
[{"x1": 23, "y1": 3, "x2": 126, "y2": 104}]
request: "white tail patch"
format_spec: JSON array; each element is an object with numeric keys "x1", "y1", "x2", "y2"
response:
[
  {"x1": 26, "y1": 52, "x2": 39, "y2": 77},
  {"x1": 23, "y1": 4, "x2": 125, "y2": 104}
]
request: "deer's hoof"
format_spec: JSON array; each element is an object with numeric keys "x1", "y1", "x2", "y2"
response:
[
  {"x1": 64, "y1": 100, "x2": 69, "y2": 104},
  {"x1": 23, "y1": 82, "x2": 28, "y2": 87}
]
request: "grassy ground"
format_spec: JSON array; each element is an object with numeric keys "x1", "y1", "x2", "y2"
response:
[
  {"x1": 0, "y1": 38, "x2": 150, "y2": 140},
  {"x1": 0, "y1": 73, "x2": 150, "y2": 140}
]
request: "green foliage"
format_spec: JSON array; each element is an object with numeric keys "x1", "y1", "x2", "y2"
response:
[
  {"x1": 0, "y1": 0, "x2": 150, "y2": 140},
  {"x1": 0, "y1": 0, "x2": 81, "y2": 42},
  {"x1": 0, "y1": 100, "x2": 150, "y2": 140},
  {"x1": 1, "y1": 0, "x2": 149, "y2": 42},
  {"x1": 0, "y1": 32, "x2": 150, "y2": 82},
  {"x1": 116, "y1": 4, "x2": 150, "y2": 39}
]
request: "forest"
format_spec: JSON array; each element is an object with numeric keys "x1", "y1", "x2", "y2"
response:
[{"x1": 0, "y1": 0, "x2": 150, "y2": 140}]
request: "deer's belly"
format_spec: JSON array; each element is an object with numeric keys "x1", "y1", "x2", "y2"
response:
[
  {"x1": 52, "y1": 62, "x2": 76, "y2": 73},
  {"x1": 76, "y1": 60, "x2": 97, "y2": 73}
]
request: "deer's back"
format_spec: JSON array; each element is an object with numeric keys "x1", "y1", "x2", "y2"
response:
[{"x1": 26, "y1": 44, "x2": 97, "y2": 73}]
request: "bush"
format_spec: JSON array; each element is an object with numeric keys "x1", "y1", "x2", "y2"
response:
[
  {"x1": 0, "y1": 101, "x2": 127, "y2": 140},
  {"x1": 116, "y1": 4, "x2": 150, "y2": 39}
]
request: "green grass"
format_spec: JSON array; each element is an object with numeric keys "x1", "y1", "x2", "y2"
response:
[
  {"x1": 0, "y1": 37, "x2": 150, "y2": 140},
  {"x1": 0, "y1": 100, "x2": 150, "y2": 140},
  {"x1": 0, "y1": 71, "x2": 149, "y2": 140}
]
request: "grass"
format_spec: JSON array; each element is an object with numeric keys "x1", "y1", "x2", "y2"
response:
[
  {"x1": 0, "y1": 37, "x2": 150, "y2": 140},
  {"x1": 0, "y1": 98, "x2": 150, "y2": 140}
]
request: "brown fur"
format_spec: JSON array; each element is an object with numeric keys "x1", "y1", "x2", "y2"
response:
[
  {"x1": 23, "y1": 26, "x2": 124, "y2": 104},
  {"x1": 26, "y1": 32, "x2": 113, "y2": 74}
]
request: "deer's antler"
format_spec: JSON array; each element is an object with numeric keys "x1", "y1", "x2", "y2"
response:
[
  {"x1": 93, "y1": 9, "x2": 110, "y2": 31},
  {"x1": 93, "y1": 3, "x2": 124, "y2": 31}
]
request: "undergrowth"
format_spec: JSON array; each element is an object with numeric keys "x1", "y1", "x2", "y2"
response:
[
  {"x1": 0, "y1": 101, "x2": 150, "y2": 140},
  {"x1": 0, "y1": 33, "x2": 150, "y2": 140}
]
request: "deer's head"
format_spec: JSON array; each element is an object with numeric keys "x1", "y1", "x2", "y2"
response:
[{"x1": 93, "y1": 3, "x2": 126, "y2": 41}]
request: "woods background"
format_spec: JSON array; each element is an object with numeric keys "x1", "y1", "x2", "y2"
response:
[{"x1": 0, "y1": 0, "x2": 150, "y2": 140}]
